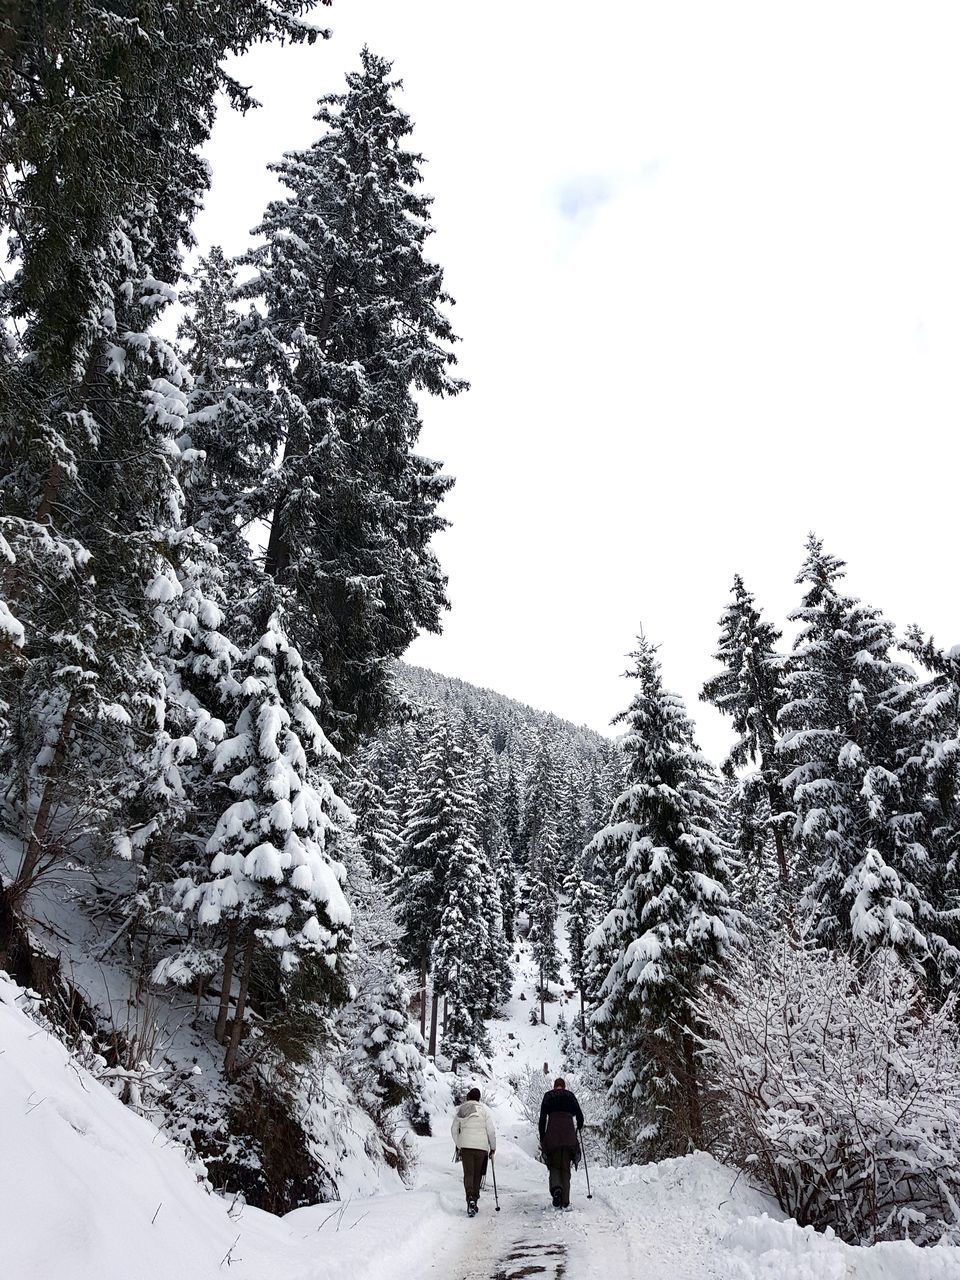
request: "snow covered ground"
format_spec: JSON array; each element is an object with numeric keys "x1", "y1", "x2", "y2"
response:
[{"x1": 4, "y1": 936, "x2": 960, "y2": 1279}]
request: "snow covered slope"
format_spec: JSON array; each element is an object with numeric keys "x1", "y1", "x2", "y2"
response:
[{"x1": 4, "y1": 949, "x2": 960, "y2": 1280}]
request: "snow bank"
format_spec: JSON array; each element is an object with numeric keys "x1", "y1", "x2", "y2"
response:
[
  {"x1": 0, "y1": 973, "x2": 261, "y2": 1280},
  {"x1": 726, "y1": 1215, "x2": 960, "y2": 1280},
  {"x1": 590, "y1": 1151, "x2": 960, "y2": 1280},
  {"x1": 0, "y1": 973, "x2": 465, "y2": 1280}
]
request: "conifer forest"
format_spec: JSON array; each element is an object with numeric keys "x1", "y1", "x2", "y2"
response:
[{"x1": 1, "y1": 5, "x2": 959, "y2": 1280}]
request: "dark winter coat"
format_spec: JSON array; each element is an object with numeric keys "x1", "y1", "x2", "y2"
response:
[{"x1": 538, "y1": 1087, "x2": 584, "y2": 1158}]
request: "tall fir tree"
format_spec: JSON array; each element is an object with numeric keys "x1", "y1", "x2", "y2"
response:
[
  {"x1": 527, "y1": 805, "x2": 563, "y2": 998},
  {"x1": 701, "y1": 575, "x2": 791, "y2": 884},
  {"x1": 587, "y1": 638, "x2": 736, "y2": 1158},
  {"x1": 346, "y1": 748, "x2": 402, "y2": 885},
  {"x1": 433, "y1": 813, "x2": 491, "y2": 1070},
  {"x1": 902, "y1": 629, "x2": 960, "y2": 905},
  {"x1": 0, "y1": 0, "x2": 330, "y2": 938},
  {"x1": 240, "y1": 49, "x2": 466, "y2": 745},
  {"x1": 778, "y1": 537, "x2": 954, "y2": 973},
  {"x1": 177, "y1": 605, "x2": 352, "y2": 1074}
]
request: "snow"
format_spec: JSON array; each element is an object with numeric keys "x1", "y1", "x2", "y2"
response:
[
  {"x1": 3, "y1": 923, "x2": 960, "y2": 1279},
  {"x1": 0, "y1": 598, "x2": 25, "y2": 645}
]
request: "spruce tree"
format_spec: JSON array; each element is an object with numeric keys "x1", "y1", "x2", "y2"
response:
[
  {"x1": 347, "y1": 756, "x2": 402, "y2": 884},
  {"x1": 344, "y1": 837, "x2": 429, "y2": 1130},
  {"x1": 0, "y1": 0, "x2": 328, "y2": 931},
  {"x1": 397, "y1": 712, "x2": 475, "y2": 1050},
  {"x1": 241, "y1": 48, "x2": 466, "y2": 743},
  {"x1": 902, "y1": 629, "x2": 960, "y2": 910},
  {"x1": 527, "y1": 804, "x2": 563, "y2": 1014},
  {"x1": 587, "y1": 638, "x2": 736, "y2": 1158},
  {"x1": 701, "y1": 575, "x2": 791, "y2": 883},
  {"x1": 179, "y1": 605, "x2": 352, "y2": 1074},
  {"x1": 779, "y1": 537, "x2": 953, "y2": 971},
  {"x1": 177, "y1": 249, "x2": 283, "y2": 567},
  {"x1": 503, "y1": 764, "x2": 523, "y2": 863},
  {"x1": 433, "y1": 816, "x2": 490, "y2": 1070},
  {"x1": 566, "y1": 841, "x2": 606, "y2": 1046}
]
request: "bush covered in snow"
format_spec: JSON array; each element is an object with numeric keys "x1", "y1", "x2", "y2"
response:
[{"x1": 696, "y1": 937, "x2": 960, "y2": 1246}]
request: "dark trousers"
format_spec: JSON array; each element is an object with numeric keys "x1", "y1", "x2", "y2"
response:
[
  {"x1": 461, "y1": 1147, "x2": 486, "y2": 1203},
  {"x1": 547, "y1": 1148, "x2": 573, "y2": 1206}
]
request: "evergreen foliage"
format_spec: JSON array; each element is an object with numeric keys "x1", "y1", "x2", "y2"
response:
[
  {"x1": 587, "y1": 638, "x2": 736, "y2": 1158},
  {"x1": 240, "y1": 49, "x2": 466, "y2": 745},
  {"x1": 701, "y1": 575, "x2": 791, "y2": 885},
  {"x1": 778, "y1": 537, "x2": 955, "y2": 972}
]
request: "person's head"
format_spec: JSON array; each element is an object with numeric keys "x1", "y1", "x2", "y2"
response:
[
  {"x1": 553, "y1": 1077, "x2": 565, "y2": 1090},
  {"x1": 466, "y1": 1087, "x2": 481, "y2": 1102}
]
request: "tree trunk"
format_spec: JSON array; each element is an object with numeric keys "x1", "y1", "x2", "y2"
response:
[
  {"x1": 580, "y1": 987, "x2": 587, "y2": 1051},
  {"x1": 0, "y1": 882, "x2": 15, "y2": 970},
  {"x1": 427, "y1": 989, "x2": 439, "y2": 1059},
  {"x1": 215, "y1": 921, "x2": 239, "y2": 1045},
  {"x1": 419, "y1": 952, "x2": 428, "y2": 1041},
  {"x1": 771, "y1": 822, "x2": 789, "y2": 884},
  {"x1": 539, "y1": 962, "x2": 546, "y2": 1025},
  {"x1": 263, "y1": 502, "x2": 291, "y2": 579},
  {"x1": 10, "y1": 696, "x2": 77, "y2": 907},
  {"x1": 35, "y1": 459, "x2": 63, "y2": 525},
  {"x1": 682, "y1": 1027, "x2": 703, "y2": 1149},
  {"x1": 224, "y1": 929, "x2": 255, "y2": 1077},
  {"x1": 442, "y1": 996, "x2": 448, "y2": 1038}
]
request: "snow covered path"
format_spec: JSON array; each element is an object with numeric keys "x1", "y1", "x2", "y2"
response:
[{"x1": 5, "y1": 934, "x2": 960, "y2": 1280}]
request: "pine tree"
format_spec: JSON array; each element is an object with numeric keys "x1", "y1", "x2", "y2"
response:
[
  {"x1": 779, "y1": 537, "x2": 953, "y2": 972},
  {"x1": 701, "y1": 575, "x2": 791, "y2": 883},
  {"x1": 344, "y1": 837, "x2": 429, "y2": 1131},
  {"x1": 587, "y1": 638, "x2": 736, "y2": 1158},
  {"x1": 476, "y1": 836, "x2": 514, "y2": 1019},
  {"x1": 902, "y1": 629, "x2": 960, "y2": 914},
  {"x1": 347, "y1": 755, "x2": 402, "y2": 884},
  {"x1": 494, "y1": 829, "x2": 519, "y2": 945},
  {"x1": 503, "y1": 764, "x2": 524, "y2": 865},
  {"x1": 179, "y1": 605, "x2": 352, "y2": 1074},
  {"x1": 433, "y1": 814, "x2": 491, "y2": 1070},
  {"x1": 566, "y1": 841, "x2": 606, "y2": 1047},
  {"x1": 0, "y1": 0, "x2": 329, "y2": 932},
  {"x1": 396, "y1": 713, "x2": 473, "y2": 1049},
  {"x1": 527, "y1": 805, "x2": 563, "y2": 1002},
  {"x1": 177, "y1": 249, "x2": 283, "y2": 567},
  {"x1": 241, "y1": 48, "x2": 466, "y2": 744},
  {"x1": 521, "y1": 745, "x2": 558, "y2": 864}
]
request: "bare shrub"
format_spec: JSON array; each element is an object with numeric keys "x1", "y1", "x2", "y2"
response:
[
  {"x1": 508, "y1": 1063, "x2": 550, "y2": 1126},
  {"x1": 696, "y1": 937, "x2": 960, "y2": 1245}
]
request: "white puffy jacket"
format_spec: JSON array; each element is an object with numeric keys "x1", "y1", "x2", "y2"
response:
[{"x1": 451, "y1": 1100, "x2": 496, "y2": 1153}]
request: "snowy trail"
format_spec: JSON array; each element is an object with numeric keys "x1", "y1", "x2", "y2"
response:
[
  {"x1": 430, "y1": 927, "x2": 722, "y2": 1280},
  {"x1": 6, "y1": 930, "x2": 960, "y2": 1279}
]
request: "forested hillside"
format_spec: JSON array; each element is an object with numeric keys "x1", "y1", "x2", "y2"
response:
[{"x1": 348, "y1": 662, "x2": 623, "y2": 1060}]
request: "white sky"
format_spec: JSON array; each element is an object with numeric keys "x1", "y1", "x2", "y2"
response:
[{"x1": 195, "y1": 1, "x2": 960, "y2": 761}]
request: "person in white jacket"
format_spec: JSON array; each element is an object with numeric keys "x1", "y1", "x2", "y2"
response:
[{"x1": 451, "y1": 1087, "x2": 496, "y2": 1216}]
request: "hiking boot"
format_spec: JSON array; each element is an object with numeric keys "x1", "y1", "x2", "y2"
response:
[
  {"x1": 467, "y1": 1200, "x2": 478, "y2": 1217},
  {"x1": 551, "y1": 1187, "x2": 562, "y2": 1208}
]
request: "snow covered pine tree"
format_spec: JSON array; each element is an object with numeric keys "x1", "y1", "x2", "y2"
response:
[
  {"x1": 587, "y1": 637, "x2": 737, "y2": 1159},
  {"x1": 778, "y1": 536, "x2": 956, "y2": 977},
  {"x1": 239, "y1": 48, "x2": 466, "y2": 747}
]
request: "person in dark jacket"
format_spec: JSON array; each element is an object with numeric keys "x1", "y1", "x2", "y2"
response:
[{"x1": 538, "y1": 1077, "x2": 584, "y2": 1208}]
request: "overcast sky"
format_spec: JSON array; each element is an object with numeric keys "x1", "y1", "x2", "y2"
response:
[{"x1": 195, "y1": 1, "x2": 960, "y2": 760}]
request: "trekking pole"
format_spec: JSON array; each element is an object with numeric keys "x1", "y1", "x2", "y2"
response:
[
  {"x1": 491, "y1": 1155, "x2": 500, "y2": 1211},
  {"x1": 579, "y1": 1133, "x2": 593, "y2": 1199}
]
